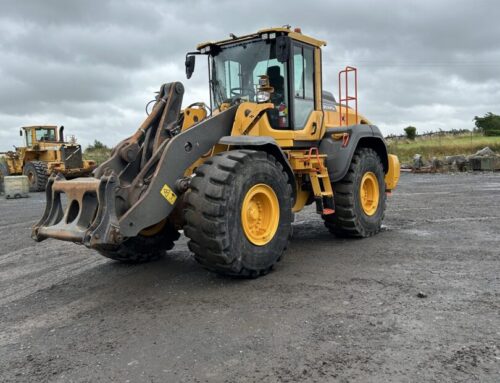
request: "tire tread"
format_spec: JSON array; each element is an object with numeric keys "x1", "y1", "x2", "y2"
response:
[
  {"x1": 184, "y1": 150, "x2": 292, "y2": 278},
  {"x1": 324, "y1": 147, "x2": 386, "y2": 238}
]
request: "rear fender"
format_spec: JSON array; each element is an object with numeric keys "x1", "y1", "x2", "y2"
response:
[{"x1": 319, "y1": 124, "x2": 388, "y2": 182}]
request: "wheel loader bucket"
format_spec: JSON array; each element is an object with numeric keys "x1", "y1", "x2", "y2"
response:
[{"x1": 32, "y1": 173, "x2": 121, "y2": 249}]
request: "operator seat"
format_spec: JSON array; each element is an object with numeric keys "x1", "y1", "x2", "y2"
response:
[{"x1": 266, "y1": 66, "x2": 284, "y2": 104}]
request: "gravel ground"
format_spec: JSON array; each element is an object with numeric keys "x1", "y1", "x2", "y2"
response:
[{"x1": 0, "y1": 172, "x2": 499, "y2": 382}]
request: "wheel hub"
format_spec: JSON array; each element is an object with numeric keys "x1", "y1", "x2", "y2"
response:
[
  {"x1": 241, "y1": 184, "x2": 280, "y2": 246},
  {"x1": 360, "y1": 172, "x2": 379, "y2": 216}
]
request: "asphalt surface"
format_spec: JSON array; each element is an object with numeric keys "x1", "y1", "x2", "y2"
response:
[{"x1": 0, "y1": 172, "x2": 499, "y2": 382}]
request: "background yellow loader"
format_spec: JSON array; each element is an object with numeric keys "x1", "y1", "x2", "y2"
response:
[{"x1": 0, "y1": 125, "x2": 95, "y2": 192}]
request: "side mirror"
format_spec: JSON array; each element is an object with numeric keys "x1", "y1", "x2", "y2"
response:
[
  {"x1": 19, "y1": 130, "x2": 22, "y2": 137},
  {"x1": 185, "y1": 55, "x2": 196, "y2": 79},
  {"x1": 276, "y1": 36, "x2": 291, "y2": 63}
]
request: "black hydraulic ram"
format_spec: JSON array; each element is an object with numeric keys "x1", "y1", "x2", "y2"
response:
[{"x1": 32, "y1": 82, "x2": 237, "y2": 251}]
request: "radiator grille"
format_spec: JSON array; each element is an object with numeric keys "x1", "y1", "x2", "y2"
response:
[{"x1": 62, "y1": 146, "x2": 83, "y2": 169}]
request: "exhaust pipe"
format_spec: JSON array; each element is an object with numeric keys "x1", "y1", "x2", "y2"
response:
[{"x1": 59, "y1": 125, "x2": 65, "y2": 142}]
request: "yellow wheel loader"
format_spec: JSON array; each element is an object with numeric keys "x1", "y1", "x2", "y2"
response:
[
  {"x1": 0, "y1": 126, "x2": 96, "y2": 192},
  {"x1": 32, "y1": 27, "x2": 400, "y2": 277}
]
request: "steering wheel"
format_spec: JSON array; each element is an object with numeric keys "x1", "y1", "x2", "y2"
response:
[{"x1": 230, "y1": 87, "x2": 255, "y2": 98}]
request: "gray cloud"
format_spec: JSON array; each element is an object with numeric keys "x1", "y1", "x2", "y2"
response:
[{"x1": 1, "y1": 0, "x2": 499, "y2": 151}]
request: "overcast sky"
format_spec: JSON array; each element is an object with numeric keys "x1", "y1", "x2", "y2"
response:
[{"x1": 1, "y1": 0, "x2": 499, "y2": 151}]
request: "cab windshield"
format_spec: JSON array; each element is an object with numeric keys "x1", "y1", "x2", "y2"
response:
[
  {"x1": 24, "y1": 127, "x2": 57, "y2": 146},
  {"x1": 35, "y1": 128, "x2": 56, "y2": 142},
  {"x1": 210, "y1": 39, "x2": 289, "y2": 128}
]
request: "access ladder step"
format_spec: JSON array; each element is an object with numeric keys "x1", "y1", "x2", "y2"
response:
[{"x1": 315, "y1": 195, "x2": 335, "y2": 215}]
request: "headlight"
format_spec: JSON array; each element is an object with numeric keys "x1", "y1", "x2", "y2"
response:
[{"x1": 256, "y1": 91, "x2": 271, "y2": 103}]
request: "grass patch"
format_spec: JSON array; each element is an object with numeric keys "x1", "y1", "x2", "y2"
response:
[
  {"x1": 84, "y1": 147, "x2": 112, "y2": 165},
  {"x1": 387, "y1": 134, "x2": 500, "y2": 163},
  {"x1": 81, "y1": 135, "x2": 500, "y2": 167}
]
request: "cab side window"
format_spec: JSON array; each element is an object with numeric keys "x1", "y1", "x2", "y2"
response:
[
  {"x1": 26, "y1": 131, "x2": 32, "y2": 146},
  {"x1": 293, "y1": 44, "x2": 315, "y2": 130}
]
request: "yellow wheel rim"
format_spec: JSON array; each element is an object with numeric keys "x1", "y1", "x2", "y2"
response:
[
  {"x1": 360, "y1": 172, "x2": 380, "y2": 216},
  {"x1": 140, "y1": 218, "x2": 167, "y2": 237},
  {"x1": 241, "y1": 184, "x2": 280, "y2": 246}
]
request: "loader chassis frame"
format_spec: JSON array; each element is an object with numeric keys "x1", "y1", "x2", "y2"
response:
[{"x1": 32, "y1": 27, "x2": 400, "y2": 263}]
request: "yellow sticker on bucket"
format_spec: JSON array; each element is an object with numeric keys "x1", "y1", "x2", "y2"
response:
[{"x1": 160, "y1": 184, "x2": 177, "y2": 205}]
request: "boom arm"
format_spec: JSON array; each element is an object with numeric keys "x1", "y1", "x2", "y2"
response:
[{"x1": 32, "y1": 82, "x2": 237, "y2": 250}]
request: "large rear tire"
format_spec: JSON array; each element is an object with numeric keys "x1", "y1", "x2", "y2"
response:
[
  {"x1": 97, "y1": 221, "x2": 180, "y2": 263},
  {"x1": 23, "y1": 161, "x2": 48, "y2": 192},
  {"x1": 184, "y1": 150, "x2": 293, "y2": 278},
  {"x1": 324, "y1": 147, "x2": 386, "y2": 237}
]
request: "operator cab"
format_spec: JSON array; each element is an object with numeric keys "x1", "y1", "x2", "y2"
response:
[
  {"x1": 187, "y1": 27, "x2": 325, "y2": 133},
  {"x1": 23, "y1": 126, "x2": 56, "y2": 146}
]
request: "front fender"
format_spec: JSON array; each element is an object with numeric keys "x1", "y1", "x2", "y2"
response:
[{"x1": 218, "y1": 135, "x2": 297, "y2": 203}]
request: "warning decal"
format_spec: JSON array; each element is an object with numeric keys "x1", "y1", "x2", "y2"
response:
[{"x1": 160, "y1": 184, "x2": 177, "y2": 205}]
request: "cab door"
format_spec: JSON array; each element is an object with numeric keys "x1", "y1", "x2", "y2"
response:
[{"x1": 291, "y1": 43, "x2": 323, "y2": 143}]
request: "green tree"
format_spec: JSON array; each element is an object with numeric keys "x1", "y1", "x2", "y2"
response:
[
  {"x1": 404, "y1": 126, "x2": 417, "y2": 140},
  {"x1": 84, "y1": 140, "x2": 112, "y2": 165},
  {"x1": 86, "y1": 140, "x2": 108, "y2": 151},
  {"x1": 474, "y1": 113, "x2": 500, "y2": 136}
]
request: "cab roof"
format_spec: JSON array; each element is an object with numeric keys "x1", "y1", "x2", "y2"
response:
[
  {"x1": 196, "y1": 26, "x2": 326, "y2": 51},
  {"x1": 22, "y1": 125, "x2": 58, "y2": 130}
]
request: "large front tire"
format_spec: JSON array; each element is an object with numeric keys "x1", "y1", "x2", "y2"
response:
[
  {"x1": 23, "y1": 161, "x2": 48, "y2": 192},
  {"x1": 184, "y1": 150, "x2": 293, "y2": 278},
  {"x1": 324, "y1": 147, "x2": 386, "y2": 237}
]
